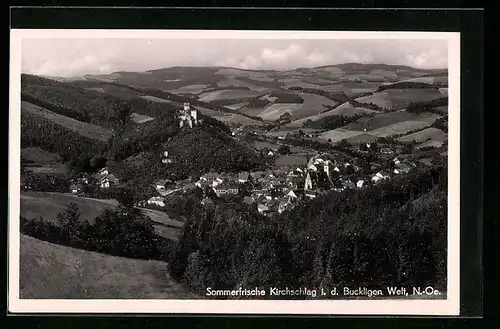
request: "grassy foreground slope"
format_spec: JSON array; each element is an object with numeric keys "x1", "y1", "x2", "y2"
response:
[{"x1": 20, "y1": 234, "x2": 196, "y2": 299}]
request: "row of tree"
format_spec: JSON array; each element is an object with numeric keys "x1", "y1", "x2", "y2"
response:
[{"x1": 169, "y1": 163, "x2": 448, "y2": 297}]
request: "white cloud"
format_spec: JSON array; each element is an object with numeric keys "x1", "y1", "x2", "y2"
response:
[{"x1": 22, "y1": 38, "x2": 448, "y2": 77}]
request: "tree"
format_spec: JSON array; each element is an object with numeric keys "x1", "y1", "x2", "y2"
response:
[
  {"x1": 116, "y1": 187, "x2": 135, "y2": 208},
  {"x1": 57, "y1": 202, "x2": 81, "y2": 228},
  {"x1": 278, "y1": 145, "x2": 291, "y2": 155}
]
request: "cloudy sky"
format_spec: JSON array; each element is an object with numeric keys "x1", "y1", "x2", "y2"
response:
[{"x1": 22, "y1": 38, "x2": 448, "y2": 77}]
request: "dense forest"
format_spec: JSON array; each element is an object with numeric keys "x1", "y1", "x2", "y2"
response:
[
  {"x1": 376, "y1": 81, "x2": 440, "y2": 92},
  {"x1": 406, "y1": 97, "x2": 448, "y2": 114},
  {"x1": 170, "y1": 163, "x2": 447, "y2": 297},
  {"x1": 109, "y1": 123, "x2": 266, "y2": 202},
  {"x1": 302, "y1": 114, "x2": 366, "y2": 130},
  {"x1": 287, "y1": 87, "x2": 350, "y2": 104},
  {"x1": 21, "y1": 110, "x2": 107, "y2": 165}
]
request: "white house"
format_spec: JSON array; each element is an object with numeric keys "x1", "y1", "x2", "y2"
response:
[
  {"x1": 393, "y1": 157, "x2": 401, "y2": 165},
  {"x1": 356, "y1": 180, "x2": 365, "y2": 188},
  {"x1": 147, "y1": 196, "x2": 165, "y2": 207}
]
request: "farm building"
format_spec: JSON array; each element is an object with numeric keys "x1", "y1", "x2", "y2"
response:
[
  {"x1": 238, "y1": 172, "x2": 250, "y2": 183},
  {"x1": 100, "y1": 174, "x2": 119, "y2": 188}
]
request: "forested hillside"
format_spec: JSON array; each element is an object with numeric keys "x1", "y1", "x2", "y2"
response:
[{"x1": 170, "y1": 163, "x2": 447, "y2": 297}]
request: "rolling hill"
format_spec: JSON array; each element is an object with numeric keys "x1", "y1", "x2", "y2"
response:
[{"x1": 20, "y1": 234, "x2": 195, "y2": 299}]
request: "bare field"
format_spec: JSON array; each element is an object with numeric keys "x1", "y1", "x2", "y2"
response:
[
  {"x1": 21, "y1": 101, "x2": 113, "y2": 142},
  {"x1": 318, "y1": 128, "x2": 368, "y2": 143},
  {"x1": 344, "y1": 111, "x2": 442, "y2": 131},
  {"x1": 370, "y1": 121, "x2": 432, "y2": 138},
  {"x1": 257, "y1": 92, "x2": 338, "y2": 121},
  {"x1": 20, "y1": 234, "x2": 195, "y2": 299},
  {"x1": 198, "y1": 89, "x2": 262, "y2": 102},
  {"x1": 396, "y1": 127, "x2": 447, "y2": 144},
  {"x1": 167, "y1": 84, "x2": 211, "y2": 95},
  {"x1": 416, "y1": 140, "x2": 446, "y2": 150}
]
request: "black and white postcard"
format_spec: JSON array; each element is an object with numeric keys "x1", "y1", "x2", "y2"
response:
[{"x1": 9, "y1": 29, "x2": 460, "y2": 315}]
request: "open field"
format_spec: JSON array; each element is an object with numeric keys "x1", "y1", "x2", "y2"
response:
[
  {"x1": 21, "y1": 101, "x2": 113, "y2": 142},
  {"x1": 167, "y1": 84, "x2": 211, "y2": 95},
  {"x1": 355, "y1": 89, "x2": 444, "y2": 110},
  {"x1": 318, "y1": 128, "x2": 368, "y2": 144},
  {"x1": 396, "y1": 127, "x2": 447, "y2": 144},
  {"x1": 416, "y1": 139, "x2": 446, "y2": 150},
  {"x1": 257, "y1": 92, "x2": 339, "y2": 121},
  {"x1": 197, "y1": 89, "x2": 262, "y2": 102},
  {"x1": 285, "y1": 102, "x2": 379, "y2": 128},
  {"x1": 20, "y1": 192, "x2": 119, "y2": 224},
  {"x1": 257, "y1": 103, "x2": 303, "y2": 121},
  {"x1": 20, "y1": 192, "x2": 179, "y2": 232},
  {"x1": 343, "y1": 111, "x2": 442, "y2": 131},
  {"x1": 399, "y1": 75, "x2": 448, "y2": 85},
  {"x1": 130, "y1": 112, "x2": 155, "y2": 124},
  {"x1": 225, "y1": 102, "x2": 249, "y2": 110},
  {"x1": 138, "y1": 208, "x2": 184, "y2": 228},
  {"x1": 20, "y1": 234, "x2": 195, "y2": 299},
  {"x1": 139, "y1": 95, "x2": 174, "y2": 103},
  {"x1": 370, "y1": 121, "x2": 432, "y2": 138},
  {"x1": 212, "y1": 114, "x2": 265, "y2": 126},
  {"x1": 439, "y1": 88, "x2": 448, "y2": 96}
]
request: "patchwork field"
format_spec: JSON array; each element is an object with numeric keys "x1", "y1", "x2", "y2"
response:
[
  {"x1": 130, "y1": 112, "x2": 155, "y2": 124},
  {"x1": 197, "y1": 89, "x2": 262, "y2": 102},
  {"x1": 318, "y1": 128, "x2": 368, "y2": 143},
  {"x1": 20, "y1": 234, "x2": 195, "y2": 299},
  {"x1": 285, "y1": 102, "x2": 379, "y2": 128},
  {"x1": 167, "y1": 84, "x2": 211, "y2": 95},
  {"x1": 399, "y1": 75, "x2": 448, "y2": 85},
  {"x1": 343, "y1": 111, "x2": 442, "y2": 131},
  {"x1": 396, "y1": 127, "x2": 447, "y2": 144},
  {"x1": 355, "y1": 89, "x2": 444, "y2": 110},
  {"x1": 257, "y1": 92, "x2": 339, "y2": 121},
  {"x1": 216, "y1": 78, "x2": 267, "y2": 91},
  {"x1": 439, "y1": 88, "x2": 448, "y2": 97},
  {"x1": 21, "y1": 101, "x2": 113, "y2": 143},
  {"x1": 416, "y1": 139, "x2": 446, "y2": 150},
  {"x1": 224, "y1": 102, "x2": 249, "y2": 110}
]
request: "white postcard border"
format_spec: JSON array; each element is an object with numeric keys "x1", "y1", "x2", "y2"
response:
[{"x1": 8, "y1": 29, "x2": 461, "y2": 315}]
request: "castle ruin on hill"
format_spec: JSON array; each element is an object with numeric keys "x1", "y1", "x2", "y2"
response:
[{"x1": 178, "y1": 102, "x2": 200, "y2": 128}]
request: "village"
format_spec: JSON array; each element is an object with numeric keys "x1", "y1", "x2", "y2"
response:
[{"x1": 63, "y1": 103, "x2": 419, "y2": 217}]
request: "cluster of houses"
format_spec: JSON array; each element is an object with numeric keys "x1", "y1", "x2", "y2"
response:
[
  {"x1": 144, "y1": 153, "x2": 416, "y2": 216},
  {"x1": 69, "y1": 167, "x2": 120, "y2": 194}
]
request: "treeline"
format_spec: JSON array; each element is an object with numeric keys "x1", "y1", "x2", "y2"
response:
[
  {"x1": 302, "y1": 114, "x2": 365, "y2": 130},
  {"x1": 287, "y1": 87, "x2": 350, "y2": 104},
  {"x1": 268, "y1": 90, "x2": 304, "y2": 104},
  {"x1": 376, "y1": 81, "x2": 439, "y2": 92},
  {"x1": 20, "y1": 202, "x2": 175, "y2": 261},
  {"x1": 21, "y1": 74, "x2": 181, "y2": 127},
  {"x1": 21, "y1": 92, "x2": 91, "y2": 122},
  {"x1": 21, "y1": 111, "x2": 106, "y2": 164},
  {"x1": 406, "y1": 97, "x2": 448, "y2": 114},
  {"x1": 21, "y1": 172, "x2": 71, "y2": 193},
  {"x1": 170, "y1": 164, "x2": 447, "y2": 296}
]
